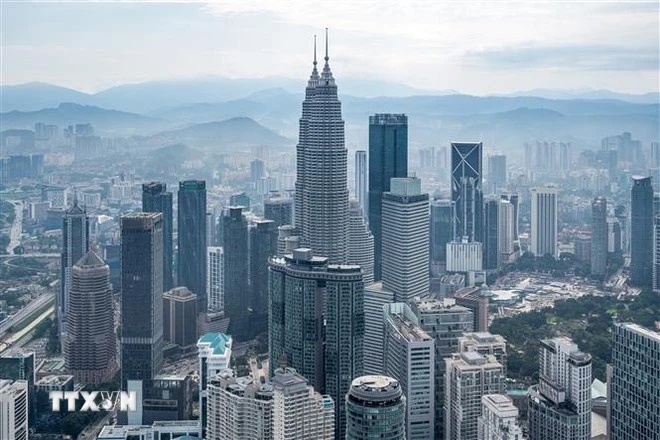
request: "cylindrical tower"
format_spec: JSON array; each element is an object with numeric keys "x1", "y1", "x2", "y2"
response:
[{"x1": 345, "y1": 375, "x2": 406, "y2": 440}]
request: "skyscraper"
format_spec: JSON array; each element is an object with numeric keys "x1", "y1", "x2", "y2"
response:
[
  {"x1": 630, "y1": 176, "x2": 653, "y2": 286},
  {"x1": 197, "y1": 332, "x2": 232, "y2": 437},
  {"x1": 223, "y1": 207, "x2": 248, "y2": 336},
  {"x1": 65, "y1": 250, "x2": 117, "y2": 385},
  {"x1": 268, "y1": 248, "x2": 363, "y2": 435},
  {"x1": 163, "y1": 287, "x2": 198, "y2": 348},
  {"x1": 178, "y1": 180, "x2": 207, "y2": 311},
  {"x1": 206, "y1": 246, "x2": 224, "y2": 313},
  {"x1": 0, "y1": 380, "x2": 28, "y2": 440},
  {"x1": 527, "y1": 337, "x2": 592, "y2": 440},
  {"x1": 530, "y1": 186, "x2": 558, "y2": 257},
  {"x1": 459, "y1": 332, "x2": 508, "y2": 378},
  {"x1": 142, "y1": 182, "x2": 173, "y2": 291},
  {"x1": 381, "y1": 177, "x2": 429, "y2": 301},
  {"x1": 478, "y1": 394, "x2": 523, "y2": 440},
  {"x1": 654, "y1": 215, "x2": 660, "y2": 292},
  {"x1": 610, "y1": 323, "x2": 660, "y2": 440},
  {"x1": 451, "y1": 142, "x2": 483, "y2": 242},
  {"x1": 120, "y1": 212, "x2": 164, "y2": 384},
  {"x1": 498, "y1": 199, "x2": 516, "y2": 264},
  {"x1": 59, "y1": 196, "x2": 89, "y2": 344},
  {"x1": 591, "y1": 197, "x2": 608, "y2": 277},
  {"x1": 500, "y1": 194, "x2": 519, "y2": 240},
  {"x1": 383, "y1": 302, "x2": 435, "y2": 439},
  {"x1": 264, "y1": 196, "x2": 293, "y2": 228},
  {"x1": 368, "y1": 113, "x2": 408, "y2": 281},
  {"x1": 348, "y1": 200, "x2": 374, "y2": 285},
  {"x1": 445, "y1": 352, "x2": 505, "y2": 440},
  {"x1": 487, "y1": 154, "x2": 507, "y2": 194},
  {"x1": 411, "y1": 297, "x2": 474, "y2": 439},
  {"x1": 484, "y1": 198, "x2": 500, "y2": 270},
  {"x1": 430, "y1": 199, "x2": 455, "y2": 263},
  {"x1": 249, "y1": 219, "x2": 278, "y2": 315},
  {"x1": 345, "y1": 376, "x2": 406, "y2": 440},
  {"x1": 0, "y1": 351, "x2": 35, "y2": 424},
  {"x1": 355, "y1": 150, "x2": 368, "y2": 215},
  {"x1": 295, "y1": 32, "x2": 349, "y2": 264}
]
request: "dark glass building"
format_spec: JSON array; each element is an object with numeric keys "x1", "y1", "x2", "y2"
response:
[
  {"x1": 430, "y1": 200, "x2": 455, "y2": 263},
  {"x1": 591, "y1": 197, "x2": 608, "y2": 277},
  {"x1": 484, "y1": 198, "x2": 499, "y2": 270},
  {"x1": 142, "y1": 182, "x2": 174, "y2": 291},
  {"x1": 223, "y1": 206, "x2": 249, "y2": 337},
  {"x1": 345, "y1": 375, "x2": 406, "y2": 440},
  {"x1": 60, "y1": 197, "x2": 89, "y2": 344},
  {"x1": 163, "y1": 287, "x2": 198, "y2": 348},
  {"x1": 630, "y1": 176, "x2": 653, "y2": 286},
  {"x1": 120, "y1": 212, "x2": 164, "y2": 385},
  {"x1": 264, "y1": 196, "x2": 294, "y2": 228},
  {"x1": 0, "y1": 350, "x2": 36, "y2": 423},
  {"x1": 368, "y1": 113, "x2": 408, "y2": 281},
  {"x1": 249, "y1": 219, "x2": 278, "y2": 315},
  {"x1": 178, "y1": 180, "x2": 207, "y2": 312},
  {"x1": 451, "y1": 142, "x2": 483, "y2": 242}
]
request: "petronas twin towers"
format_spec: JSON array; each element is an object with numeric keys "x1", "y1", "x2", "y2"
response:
[{"x1": 295, "y1": 30, "x2": 349, "y2": 263}]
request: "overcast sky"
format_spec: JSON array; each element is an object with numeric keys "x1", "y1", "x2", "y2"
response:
[{"x1": 2, "y1": 1, "x2": 659, "y2": 94}]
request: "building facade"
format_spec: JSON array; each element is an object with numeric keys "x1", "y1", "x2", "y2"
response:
[
  {"x1": 530, "y1": 186, "x2": 558, "y2": 257},
  {"x1": 347, "y1": 200, "x2": 374, "y2": 285},
  {"x1": 0, "y1": 380, "x2": 28, "y2": 440},
  {"x1": 430, "y1": 199, "x2": 455, "y2": 263},
  {"x1": 142, "y1": 182, "x2": 174, "y2": 291},
  {"x1": 64, "y1": 250, "x2": 117, "y2": 385},
  {"x1": 355, "y1": 150, "x2": 368, "y2": 215},
  {"x1": 249, "y1": 219, "x2": 278, "y2": 315},
  {"x1": 163, "y1": 287, "x2": 198, "y2": 347},
  {"x1": 368, "y1": 113, "x2": 408, "y2": 281},
  {"x1": 630, "y1": 176, "x2": 654, "y2": 286},
  {"x1": 178, "y1": 180, "x2": 207, "y2": 311},
  {"x1": 478, "y1": 394, "x2": 523, "y2": 440},
  {"x1": 264, "y1": 196, "x2": 293, "y2": 228},
  {"x1": 484, "y1": 198, "x2": 500, "y2": 270},
  {"x1": 487, "y1": 154, "x2": 507, "y2": 194},
  {"x1": 222, "y1": 206, "x2": 249, "y2": 336},
  {"x1": 197, "y1": 332, "x2": 232, "y2": 436},
  {"x1": 206, "y1": 246, "x2": 224, "y2": 313},
  {"x1": 362, "y1": 283, "x2": 395, "y2": 375},
  {"x1": 345, "y1": 376, "x2": 406, "y2": 440},
  {"x1": 591, "y1": 197, "x2": 608, "y2": 277},
  {"x1": 451, "y1": 142, "x2": 483, "y2": 242}
]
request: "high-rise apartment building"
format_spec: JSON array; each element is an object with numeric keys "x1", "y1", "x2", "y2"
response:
[
  {"x1": 120, "y1": 212, "x2": 164, "y2": 385},
  {"x1": 610, "y1": 323, "x2": 660, "y2": 440},
  {"x1": 249, "y1": 219, "x2": 278, "y2": 315},
  {"x1": 64, "y1": 250, "x2": 117, "y2": 385},
  {"x1": 206, "y1": 246, "x2": 224, "y2": 313},
  {"x1": 268, "y1": 248, "x2": 363, "y2": 435},
  {"x1": 445, "y1": 352, "x2": 505, "y2": 440},
  {"x1": 348, "y1": 200, "x2": 374, "y2": 285},
  {"x1": 430, "y1": 199, "x2": 455, "y2": 263},
  {"x1": 411, "y1": 297, "x2": 474, "y2": 439},
  {"x1": 478, "y1": 394, "x2": 523, "y2": 440},
  {"x1": 530, "y1": 186, "x2": 558, "y2": 257},
  {"x1": 487, "y1": 154, "x2": 507, "y2": 194},
  {"x1": 178, "y1": 180, "x2": 207, "y2": 311},
  {"x1": 0, "y1": 380, "x2": 28, "y2": 440},
  {"x1": 142, "y1": 182, "x2": 173, "y2": 291},
  {"x1": 264, "y1": 196, "x2": 293, "y2": 228},
  {"x1": 355, "y1": 150, "x2": 368, "y2": 215},
  {"x1": 163, "y1": 287, "x2": 198, "y2": 347},
  {"x1": 527, "y1": 337, "x2": 592, "y2": 440},
  {"x1": 591, "y1": 197, "x2": 608, "y2": 277},
  {"x1": 451, "y1": 142, "x2": 483, "y2": 242},
  {"x1": 345, "y1": 376, "x2": 406, "y2": 440},
  {"x1": 630, "y1": 176, "x2": 653, "y2": 286},
  {"x1": 59, "y1": 196, "x2": 89, "y2": 344},
  {"x1": 459, "y1": 332, "x2": 507, "y2": 378},
  {"x1": 223, "y1": 207, "x2": 248, "y2": 336},
  {"x1": 294, "y1": 35, "x2": 349, "y2": 264},
  {"x1": 383, "y1": 303, "x2": 435, "y2": 439},
  {"x1": 271, "y1": 367, "x2": 335, "y2": 440},
  {"x1": 368, "y1": 113, "x2": 408, "y2": 281},
  {"x1": 381, "y1": 177, "x2": 429, "y2": 301}
]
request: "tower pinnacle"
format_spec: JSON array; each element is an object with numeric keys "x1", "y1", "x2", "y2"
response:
[
  {"x1": 313, "y1": 34, "x2": 317, "y2": 67},
  {"x1": 324, "y1": 28, "x2": 329, "y2": 63}
]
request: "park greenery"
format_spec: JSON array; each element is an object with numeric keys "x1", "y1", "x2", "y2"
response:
[{"x1": 490, "y1": 290, "x2": 659, "y2": 384}]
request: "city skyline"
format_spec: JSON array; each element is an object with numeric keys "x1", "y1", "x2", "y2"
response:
[{"x1": 3, "y1": 2, "x2": 659, "y2": 95}]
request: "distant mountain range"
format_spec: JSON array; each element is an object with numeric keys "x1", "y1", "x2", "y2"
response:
[{"x1": 1, "y1": 80, "x2": 658, "y2": 151}]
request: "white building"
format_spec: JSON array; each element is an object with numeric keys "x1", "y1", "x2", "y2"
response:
[
  {"x1": 355, "y1": 150, "x2": 368, "y2": 215},
  {"x1": 530, "y1": 186, "x2": 558, "y2": 257},
  {"x1": 207, "y1": 246, "x2": 224, "y2": 313},
  {"x1": 478, "y1": 394, "x2": 523, "y2": 440},
  {"x1": 97, "y1": 420, "x2": 199, "y2": 440},
  {"x1": 363, "y1": 282, "x2": 395, "y2": 375},
  {"x1": 0, "y1": 380, "x2": 28, "y2": 440},
  {"x1": 459, "y1": 332, "x2": 508, "y2": 378},
  {"x1": 446, "y1": 240, "x2": 483, "y2": 272},
  {"x1": 197, "y1": 332, "x2": 232, "y2": 435},
  {"x1": 498, "y1": 199, "x2": 516, "y2": 263},
  {"x1": 383, "y1": 302, "x2": 435, "y2": 440},
  {"x1": 347, "y1": 200, "x2": 374, "y2": 285},
  {"x1": 381, "y1": 177, "x2": 430, "y2": 301},
  {"x1": 271, "y1": 367, "x2": 335, "y2": 439},
  {"x1": 445, "y1": 352, "x2": 505, "y2": 440}
]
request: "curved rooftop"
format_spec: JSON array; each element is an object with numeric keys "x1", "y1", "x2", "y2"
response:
[{"x1": 347, "y1": 375, "x2": 402, "y2": 406}]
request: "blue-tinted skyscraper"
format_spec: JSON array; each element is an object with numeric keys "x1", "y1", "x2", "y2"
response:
[
  {"x1": 368, "y1": 113, "x2": 408, "y2": 281},
  {"x1": 142, "y1": 182, "x2": 173, "y2": 291},
  {"x1": 630, "y1": 176, "x2": 653, "y2": 286},
  {"x1": 451, "y1": 142, "x2": 483, "y2": 242},
  {"x1": 178, "y1": 180, "x2": 207, "y2": 312},
  {"x1": 430, "y1": 200, "x2": 455, "y2": 263},
  {"x1": 223, "y1": 206, "x2": 249, "y2": 337}
]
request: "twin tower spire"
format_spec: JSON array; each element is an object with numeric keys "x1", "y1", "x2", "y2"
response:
[{"x1": 310, "y1": 28, "x2": 332, "y2": 81}]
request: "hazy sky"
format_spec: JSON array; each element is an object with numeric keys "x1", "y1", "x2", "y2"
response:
[{"x1": 2, "y1": 1, "x2": 659, "y2": 94}]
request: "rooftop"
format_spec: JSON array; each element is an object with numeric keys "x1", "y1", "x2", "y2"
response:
[
  {"x1": 198, "y1": 332, "x2": 232, "y2": 356},
  {"x1": 389, "y1": 314, "x2": 432, "y2": 342}
]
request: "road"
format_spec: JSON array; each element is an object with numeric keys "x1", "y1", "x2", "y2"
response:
[
  {"x1": 78, "y1": 410, "x2": 116, "y2": 440},
  {"x1": 0, "y1": 253, "x2": 60, "y2": 259},
  {"x1": 5, "y1": 201, "x2": 23, "y2": 254},
  {"x1": 0, "y1": 292, "x2": 55, "y2": 335},
  {"x1": 0, "y1": 305, "x2": 54, "y2": 353}
]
